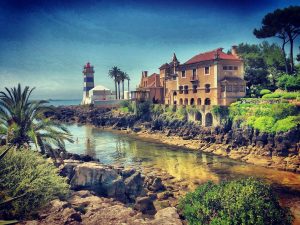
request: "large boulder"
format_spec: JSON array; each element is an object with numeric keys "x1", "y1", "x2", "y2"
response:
[{"x1": 62, "y1": 161, "x2": 146, "y2": 204}]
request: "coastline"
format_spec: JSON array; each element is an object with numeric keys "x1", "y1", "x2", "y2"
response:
[
  {"x1": 45, "y1": 106, "x2": 300, "y2": 174},
  {"x1": 102, "y1": 126, "x2": 300, "y2": 174}
]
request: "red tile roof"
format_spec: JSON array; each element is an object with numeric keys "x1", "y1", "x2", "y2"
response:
[{"x1": 184, "y1": 48, "x2": 241, "y2": 65}]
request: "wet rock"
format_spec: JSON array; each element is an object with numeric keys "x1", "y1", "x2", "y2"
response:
[{"x1": 134, "y1": 196, "x2": 156, "y2": 215}]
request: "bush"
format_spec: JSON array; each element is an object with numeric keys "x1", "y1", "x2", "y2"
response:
[
  {"x1": 0, "y1": 148, "x2": 69, "y2": 219},
  {"x1": 273, "y1": 116, "x2": 300, "y2": 132},
  {"x1": 252, "y1": 116, "x2": 276, "y2": 132},
  {"x1": 260, "y1": 89, "x2": 271, "y2": 96},
  {"x1": 175, "y1": 106, "x2": 187, "y2": 121},
  {"x1": 277, "y1": 74, "x2": 300, "y2": 91},
  {"x1": 179, "y1": 178, "x2": 293, "y2": 225},
  {"x1": 119, "y1": 100, "x2": 134, "y2": 113},
  {"x1": 135, "y1": 101, "x2": 151, "y2": 120}
]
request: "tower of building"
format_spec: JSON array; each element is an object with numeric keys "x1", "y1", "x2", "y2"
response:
[{"x1": 82, "y1": 62, "x2": 95, "y2": 105}]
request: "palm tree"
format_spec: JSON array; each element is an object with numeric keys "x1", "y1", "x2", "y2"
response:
[
  {"x1": 108, "y1": 66, "x2": 121, "y2": 99},
  {"x1": 0, "y1": 84, "x2": 73, "y2": 157},
  {"x1": 119, "y1": 71, "x2": 128, "y2": 99},
  {"x1": 125, "y1": 73, "x2": 130, "y2": 99}
]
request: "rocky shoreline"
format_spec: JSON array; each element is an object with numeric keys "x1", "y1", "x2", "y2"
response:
[
  {"x1": 45, "y1": 106, "x2": 300, "y2": 173},
  {"x1": 20, "y1": 158, "x2": 183, "y2": 225}
]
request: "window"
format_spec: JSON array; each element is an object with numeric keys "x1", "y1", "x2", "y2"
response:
[
  {"x1": 205, "y1": 84, "x2": 211, "y2": 93},
  {"x1": 223, "y1": 65, "x2": 238, "y2": 71},
  {"x1": 182, "y1": 71, "x2": 186, "y2": 78},
  {"x1": 221, "y1": 85, "x2": 225, "y2": 92},
  {"x1": 205, "y1": 66, "x2": 210, "y2": 75},
  {"x1": 184, "y1": 85, "x2": 189, "y2": 94},
  {"x1": 172, "y1": 76, "x2": 177, "y2": 80},
  {"x1": 179, "y1": 86, "x2": 183, "y2": 94},
  {"x1": 193, "y1": 85, "x2": 197, "y2": 93},
  {"x1": 233, "y1": 85, "x2": 239, "y2": 92},
  {"x1": 204, "y1": 98, "x2": 211, "y2": 105},
  {"x1": 226, "y1": 85, "x2": 232, "y2": 92},
  {"x1": 239, "y1": 85, "x2": 245, "y2": 92},
  {"x1": 192, "y1": 69, "x2": 197, "y2": 80}
]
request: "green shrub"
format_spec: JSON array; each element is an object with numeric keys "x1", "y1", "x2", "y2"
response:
[
  {"x1": 273, "y1": 116, "x2": 300, "y2": 132},
  {"x1": 262, "y1": 91, "x2": 300, "y2": 100},
  {"x1": 260, "y1": 89, "x2": 271, "y2": 96},
  {"x1": 277, "y1": 74, "x2": 300, "y2": 91},
  {"x1": 262, "y1": 93, "x2": 282, "y2": 99},
  {"x1": 135, "y1": 101, "x2": 151, "y2": 120},
  {"x1": 0, "y1": 148, "x2": 69, "y2": 219},
  {"x1": 175, "y1": 106, "x2": 187, "y2": 120},
  {"x1": 253, "y1": 116, "x2": 276, "y2": 132},
  {"x1": 151, "y1": 104, "x2": 164, "y2": 115},
  {"x1": 179, "y1": 178, "x2": 293, "y2": 225},
  {"x1": 119, "y1": 100, "x2": 134, "y2": 113}
]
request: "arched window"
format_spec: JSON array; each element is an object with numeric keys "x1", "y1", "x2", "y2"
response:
[
  {"x1": 205, "y1": 84, "x2": 211, "y2": 93},
  {"x1": 205, "y1": 113, "x2": 213, "y2": 127},
  {"x1": 190, "y1": 98, "x2": 195, "y2": 105},
  {"x1": 197, "y1": 98, "x2": 201, "y2": 105},
  {"x1": 173, "y1": 91, "x2": 177, "y2": 96},
  {"x1": 179, "y1": 98, "x2": 183, "y2": 105},
  {"x1": 204, "y1": 98, "x2": 211, "y2": 105},
  {"x1": 184, "y1": 98, "x2": 188, "y2": 105},
  {"x1": 195, "y1": 112, "x2": 202, "y2": 123}
]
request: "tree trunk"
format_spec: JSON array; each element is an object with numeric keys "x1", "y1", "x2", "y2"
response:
[
  {"x1": 122, "y1": 80, "x2": 124, "y2": 99},
  {"x1": 281, "y1": 40, "x2": 289, "y2": 74},
  {"x1": 289, "y1": 36, "x2": 294, "y2": 73},
  {"x1": 114, "y1": 81, "x2": 117, "y2": 99},
  {"x1": 118, "y1": 81, "x2": 120, "y2": 99},
  {"x1": 127, "y1": 79, "x2": 130, "y2": 99}
]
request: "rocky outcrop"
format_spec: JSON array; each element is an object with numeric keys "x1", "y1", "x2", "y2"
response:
[
  {"x1": 60, "y1": 160, "x2": 146, "y2": 204},
  {"x1": 20, "y1": 190, "x2": 182, "y2": 225}
]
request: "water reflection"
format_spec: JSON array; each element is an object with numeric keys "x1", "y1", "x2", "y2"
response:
[
  {"x1": 65, "y1": 124, "x2": 300, "y2": 191},
  {"x1": 65, "y1": 124, "x2": 300, "y2": 223}
]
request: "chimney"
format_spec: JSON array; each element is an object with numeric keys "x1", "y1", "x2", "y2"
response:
[
  {"x1": 231, "y1": 45, "x2": 238, "y2": 57},
  {"x1": 142, "y1": 71, "x2": 148, "y2": 77}
]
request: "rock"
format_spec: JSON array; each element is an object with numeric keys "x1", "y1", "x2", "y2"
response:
[
  {"x1": 134, "y1": 196, "x2": 156, "y2": 215},
  {"x1": 124, "y1": 172, "x2": 145, "y2": 202},
  {"x1": 132, "y1": 127, "x2": 142, "y2": 132},
  {"x1": 152, "y1": 207, "x2": 182, "y2": 225},
  {"x1": 146, "y1": 177, "x2": 165, "y2": 192},
  {"x1": 157, "y1": 191, "x2": 174, "y2": 200}
]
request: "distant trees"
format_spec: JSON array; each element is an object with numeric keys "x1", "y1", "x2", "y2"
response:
[
  {"x1": 108, "y1": 67, "x2": 130, "y2": 99},
  {"x1": 254, "y1": 6, "x2": 300, "y2": 73}
]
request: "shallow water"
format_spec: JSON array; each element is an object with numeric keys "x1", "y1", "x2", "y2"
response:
[{"x1": 65, "y1": 124, "x2": 300, "y2": 223}]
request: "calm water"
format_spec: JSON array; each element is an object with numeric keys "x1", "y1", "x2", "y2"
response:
[
  {"x1": 65, "y1": 124, "x2": 300, "y2": 223},
  {"x1": 47, "y1": 99, "x2": 81, "y2": 107}
]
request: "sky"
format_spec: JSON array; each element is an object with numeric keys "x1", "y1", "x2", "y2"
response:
[{"x1": 0, "y1": 0, "x2": 299, "y2": 99}]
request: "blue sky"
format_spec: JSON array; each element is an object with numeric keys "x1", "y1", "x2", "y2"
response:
[{"x1": 0, "y1": 0, "x2": 299, "y2": 99}]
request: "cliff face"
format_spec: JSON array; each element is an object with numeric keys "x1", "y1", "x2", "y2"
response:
[{"x1": 45, "y1": 106, "x2": 300, "y2": 173}]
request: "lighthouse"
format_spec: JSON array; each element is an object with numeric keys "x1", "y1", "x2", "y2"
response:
[{"x1": 81, "y1": 62, "x2": 95, "y2": 105}]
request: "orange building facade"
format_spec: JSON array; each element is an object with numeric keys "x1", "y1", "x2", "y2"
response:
[{"x1": 133, "y1": 46, "x2": 246, "y2": 106}]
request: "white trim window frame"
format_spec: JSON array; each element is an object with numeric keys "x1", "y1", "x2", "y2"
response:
[
  {"x1": 204, "y1": 66, "x2": 210, "y2": 75},
  {"x1": 181, "y1": 70, "x2": 186, "y2": 78}
]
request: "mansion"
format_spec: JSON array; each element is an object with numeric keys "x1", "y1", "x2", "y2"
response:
[{"x1": 132, "y1": 46, "x2": 246, "y2": 106}]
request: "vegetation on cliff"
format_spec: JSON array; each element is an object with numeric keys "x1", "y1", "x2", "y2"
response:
[
  {"x1": 0, "y1": 147, "x2": 69, "y2": 219},
  {"x1": 179, "y1": 178, "x2": 293, "y2": 225},
  {"x1": 229, "y1": 100, "x2": 300, "y2": 133}
]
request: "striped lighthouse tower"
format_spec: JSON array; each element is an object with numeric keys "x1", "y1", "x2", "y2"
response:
[{"x1": 81, "y1": 62, "x2": 95, "y2": 105}]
